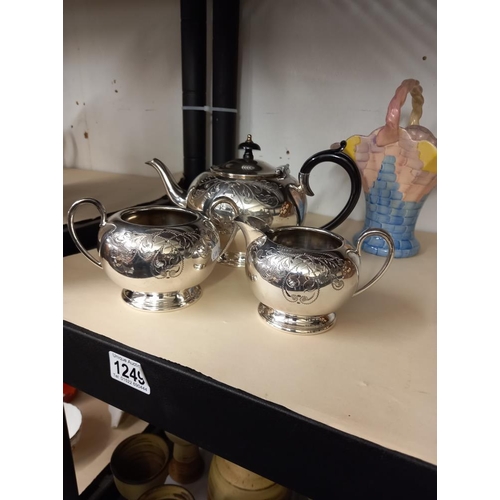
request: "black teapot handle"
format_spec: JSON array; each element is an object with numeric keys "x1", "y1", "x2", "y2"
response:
[{"x1": 298, "y1": 140, "x2": 362, "y2": 231}]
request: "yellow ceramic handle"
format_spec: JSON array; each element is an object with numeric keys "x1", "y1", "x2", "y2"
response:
[
  {"x1": 408, "y1": 82, "x2": 424, "y2": 126},
  {"x1": 377, "y1": 79, "x2": 424, "y2": 146}
]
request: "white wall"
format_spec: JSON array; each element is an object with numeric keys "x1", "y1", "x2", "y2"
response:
[
  {"x1": 63, "y1": 0, "x2": 437, "y2": 231},
  {"x1": 63, "y1": 0, "x2": 184, "y2": 174}
]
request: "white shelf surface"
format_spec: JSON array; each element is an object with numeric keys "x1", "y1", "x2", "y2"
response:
[
  {"x1": 63, "y1": 215, "x2": 437, "y2": 466},
  {"x1": 63, "y1": 168, "x2": 167, "y2": 224}
]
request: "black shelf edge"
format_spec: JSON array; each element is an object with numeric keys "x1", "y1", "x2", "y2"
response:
[{"x1": 64, "y1": 321, "x2": 437, "y2": 500}]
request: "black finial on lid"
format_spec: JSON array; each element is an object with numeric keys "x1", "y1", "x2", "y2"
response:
[{"x1": 238, "y1": 134, "x2": 261, "y2": 161}]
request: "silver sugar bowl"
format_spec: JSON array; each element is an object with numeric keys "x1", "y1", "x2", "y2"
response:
[
  {"x1": 67, "y1": 198, "x2": 235, "y2": 312},
  {"x1": 235, "y1": 217, "x2": 395, "y2": 334}
]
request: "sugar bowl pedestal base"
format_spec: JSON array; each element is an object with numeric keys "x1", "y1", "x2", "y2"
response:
[
  {"x1": 122, "y1": 286, "x2": 202, "y2": 312},
  {"x1": 258, "y1": 303, "x2": 337, "y2": 335}
]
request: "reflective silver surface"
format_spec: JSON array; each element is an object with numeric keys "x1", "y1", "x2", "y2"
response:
[
  {"x1": 236, "y1": 221, "x2": 395, "y2": 334},
  {"x1": 122, "y1": 287, "x2": 202, "y2": 312},
  {"x1": 67, "y1": 198, "x2": 230, "y2": 312},
  {"x1": 258, "y1": 303, "x2": 337, "y2": 336},
  {"x1": 147, "y1": 158, "x2": 306, "y2": 267},
  {"x1": 146, "y1": 138, "x2": 362, "y2": 269}
]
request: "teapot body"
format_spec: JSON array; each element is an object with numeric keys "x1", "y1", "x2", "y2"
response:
[
  {"x1": 188, "y1": 168, "x2": 305, "y2": 229},
  {"x1": 184, "y1": 168, "x2": 307, "y2": 267},
  {"x1": 187, "y1": 169, "x2": 306, "y2": 227},
  {"x1": 147, "y1": 136, "x2": 363, "y2": 268}
]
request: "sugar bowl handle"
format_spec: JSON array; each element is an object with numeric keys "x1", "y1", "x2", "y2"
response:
[
  {"x1": 298, "y1": 141, "x2": 362, "y2": 231},
  {"x1": 352, "y1": 228, "x2": 395, "y2": 297},
  {"x1": 67, "y1": 198, "x2": 107, "y2": 268}
]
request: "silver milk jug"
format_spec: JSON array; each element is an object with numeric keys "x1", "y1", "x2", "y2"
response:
[{"x1": 234, "y1": 216, "x2": 395, "y2": 335}]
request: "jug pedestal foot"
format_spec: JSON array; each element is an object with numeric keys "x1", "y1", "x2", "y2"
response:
[
  {"x1": 218, "y1": 251, "x2": 246, "y2": 268},
  {"x1": 122, "y1": 286, "x2": 202, "y2": 312},
  {"x1": 258, "y1": 303, "x2": 336, "y2": 335}
]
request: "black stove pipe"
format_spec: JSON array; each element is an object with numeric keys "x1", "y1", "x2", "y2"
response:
[
  {"x1": 212, "y1": 0, "x2": 240, "y2": 165},
  {"x1": 180, "y1": 0, "x2": 207, "y2": 187}
]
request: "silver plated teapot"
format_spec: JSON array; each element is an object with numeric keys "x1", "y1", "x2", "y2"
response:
[
  {"x1": 234, "y1": 216, "x2": 395, "y2": 335},
  {"x1": 146, "y1": 135, "x2": 362, "y2": 267}
]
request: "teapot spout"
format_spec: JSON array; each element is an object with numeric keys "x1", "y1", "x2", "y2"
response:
[
  {"x1": 234, "y1": 216, "x2": 269, "y2": 247},
  {"x1": 145, "y1": 158, "x2": 188, "y2": 208}
]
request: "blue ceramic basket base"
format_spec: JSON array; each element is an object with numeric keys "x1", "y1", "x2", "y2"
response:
[
  {"x1": 355, "y1": 156, "x2": 428, "y2": 259},
  {"x1": 353, "y1": 232, "x2": 421, "y2": 258}
]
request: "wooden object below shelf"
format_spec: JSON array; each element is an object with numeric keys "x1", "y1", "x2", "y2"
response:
[{"x1": 67, "y1": 391, "x2": 148, "y2": 494}]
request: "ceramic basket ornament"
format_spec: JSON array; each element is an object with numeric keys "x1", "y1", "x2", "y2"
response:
[{"x1": 343, "y1": 79, "x2": 437, "y2": 258}]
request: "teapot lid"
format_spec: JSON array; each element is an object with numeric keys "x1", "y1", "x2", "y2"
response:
[{"x1": 210, "y1": 135, "x2": 289, "y2": 180}]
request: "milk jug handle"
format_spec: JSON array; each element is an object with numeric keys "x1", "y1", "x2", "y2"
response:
[
  {"x1": 206, "y1": 197, "x2": 242, "y2": 261},
  {"x1": 67, "y1": 198, "x2": 106, "y2": 268},
  {"x1": 351, "y1": 228, "x2": 395, "y2": 297},
  {"x1": 298, "y1": 141, "x2": 362, "y2": 231}
]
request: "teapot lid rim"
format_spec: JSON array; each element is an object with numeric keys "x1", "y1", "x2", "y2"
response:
[{"x1": 210, "y1": 158, "x2": 289, "y2": 180}]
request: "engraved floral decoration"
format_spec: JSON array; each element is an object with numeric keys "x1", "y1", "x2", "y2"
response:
[
  {"x1": 103, "y1": 223, "x2": 217, "y2": 279},
  {"x1": 191, "y1": 177, "x2": 286, "y2": 235},
  {"x1": 192, "y1": 177, "x2": 284, "y2": 209},
  {"x1": 250, "y1": 243, "x2": 354, "y2": 304}
]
